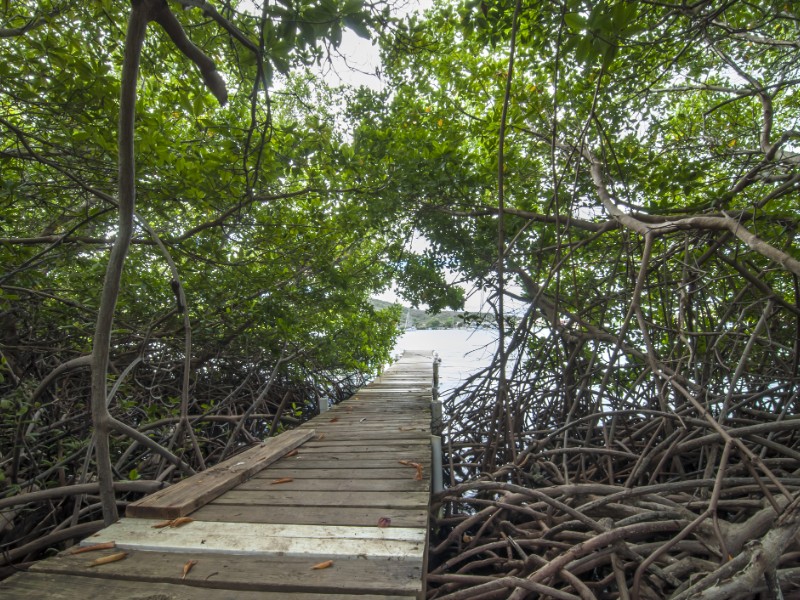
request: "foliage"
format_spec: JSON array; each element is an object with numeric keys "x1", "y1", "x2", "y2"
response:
[
  {"x1": 0, "y1": 0, "x2": 418, "y2": 564},
  {"x1": 2, "y1": 0, "x2": 800, "y2": 594},
  {"x1": 351, "y1": 0, "x2": 800, "y2": 597}
]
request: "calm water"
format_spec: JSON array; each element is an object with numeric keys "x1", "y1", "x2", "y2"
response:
[{"x1": 392, "y1": 328, "x2": 498, "y2": 393}]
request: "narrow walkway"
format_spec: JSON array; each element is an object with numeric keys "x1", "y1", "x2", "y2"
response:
[{"x1": 1, "y1": 352, "x2": 434, "y2": 599}]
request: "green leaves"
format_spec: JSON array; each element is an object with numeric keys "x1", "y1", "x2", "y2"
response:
[
  {"x1": 563, "y1": 12, "x2": 585, "y2": 33},
  {"x1": 563, "y1": 1, "x2": 640, "y2": 69}
]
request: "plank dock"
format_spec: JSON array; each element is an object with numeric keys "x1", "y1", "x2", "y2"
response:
[{"x1": 1, "y1": 351, "x2": 435, "y2": 599}]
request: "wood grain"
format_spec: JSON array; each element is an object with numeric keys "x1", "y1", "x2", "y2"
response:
[
  {"x1": 126, "y1": 428, "x2": 314, "y2": 519},
  {"x1": 29, "y1": 549, "x2": 424, "y2": 595},
  {"x1": 83, "y1": 519, "x2": 425, "y2": 558},
  {"x1": 0, "y1": 572, "x2": 415, "y2": 600}
]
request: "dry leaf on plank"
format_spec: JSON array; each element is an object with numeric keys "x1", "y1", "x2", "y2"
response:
[
  {"x1": 70, "y1": 541, "x2": 116, "y2": 555},
  {"x1": 87, "y1": 552, "x2": 128, "y2": 567},
  {"x1": 182, "y1": 559, "x2": 198, "y2": 580},
  {"x1": 399, "y1": 460, "x2": 423, "y2": 480},
  {"x1": 152, "y1": 517, "x2": 194, "y2": 529}
]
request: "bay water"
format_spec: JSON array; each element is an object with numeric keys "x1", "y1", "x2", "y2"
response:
[{"x1": 391, "y1": 328, "x2": 498, "y2": 393}]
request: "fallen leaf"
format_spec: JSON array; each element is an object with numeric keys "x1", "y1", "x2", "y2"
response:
[
  {"x1": 329, "y1": 417, "x2": 339, "y2": 423},
  {"x1": 152, "y1": 519, "x2": 173, "y2": 529},
  {"x1": 87, "y1": 551, "x2": 128, "y2": 567},
  {"x1": 399, "y1": 460, "x2": 424, "y2": 480},
  {"x1": 182, "y1": 559, "x2": 198, "y2": 580},
  {"x1": 152, "y1": 517, "x2": 194, "y2": 529},
  {"x1": 377, "y1": 517, "x2": 391, "y2": 528},
  {"x1": 311, "y1": 559, "x2": 334, "y2": 570},
  {"x1": 270, "y1": 477, "x2": 294, "y2": 485},
  {"x1": 284, "y1": 449, "x2": 299, "y2": 458},
  {"x1": 70, "y1": 541, "x2": 116, "y2": 555},
  {"x1": 317, "y1": 433, "x2": 326, "y2": 440}
]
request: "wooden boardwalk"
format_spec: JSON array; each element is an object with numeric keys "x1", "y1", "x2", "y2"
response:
[{"x1": 1, "y1": 352, "x2": 434, "y2": 599}]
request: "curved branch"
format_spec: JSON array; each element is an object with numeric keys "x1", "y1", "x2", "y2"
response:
[
  {"x1": 0, "y1": 480, "x2": 164, "y2": 511},
  {"x1": 152, "y1": 3, "x2": 227, "y2": 105}
]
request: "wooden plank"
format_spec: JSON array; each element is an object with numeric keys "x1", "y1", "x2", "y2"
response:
[
  {"x1": 192, "y1": 504, "x2": 428, "y2": 527},
  {"x1": 214, "y1": 490, "x2": 430, "y2": 509},
  {"x1": 301, "y1": 442, "x2": 429, "y2": 451},
  {"x1": 335, "y1": 410, "x2": 428, "y2": 414},
  {"x1": 285, "y1": 447, "x2": 429, "y2": 456},
  {"x1": 277, "y1": 449, "x2": 429, "y2": 459},
  {"x1": 0, "y1": 572, "x2": 413, "y2": 600},
  {"x1": 88, "y1": 519, "x2": 427, "y2": 543},
  {"x1": 324, "y1": 407, "x2": 428, "y2": 413},
  {"x1": 83, "y1": 519, "x2": 425, "y2": 558},
  {"x1": 259, "y1": 460, "x2": 430, "y2": 468},
  {"x1": 126, "y1": 429, "x2": 315, "y2": 519},
  {"x1": 302, "y1": 429, "x2": 431, "y2": 438},
  {"x1": 30, "y1": 550, "x2": 424, "y2": 595},
  {"x1": 318, "y1": 414, "x2": 430, "y2": 421},
  {"x1": 237, "y1": 477, "x2": 429, "y2": 492},
  {"x1": 315, "y1": 425, "x2": 430, "y2": 432},
  {"x1": 314, "y1": 420, "x2": 428, "y2": 424},
  {"x1": 248, "y1": 467, "x2": 422, "y2": 479},
  {"x1": 336, "y1": 410, "x2": 429, "y2": 415},
  {"x1": 315, "y1": 423, "x2": 430, "y2": 430},
  {"x1": 303, "y1": 430, "x2": 431, "y2": 441},
  {"x1": 262, "y1": 459, "x2": 427, "y2": 470}
]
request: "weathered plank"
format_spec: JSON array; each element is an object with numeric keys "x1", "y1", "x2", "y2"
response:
[
  {"x1": 192, "y1": 504, "x2": 428, "y2": 527},
  {"x1": 302, "y1": 430, "x2": 430, "y2": 441},
  {"x1": 214, "y1": 489, "x2": 430, "y2": 509},
  {"x1": 264, "y1": 457, "x2": 427, "y2": 469},
  {"x1": 237, "y1": 477, "x2": 429, "y2": 492},
  {"x1": 126, "y1": 428, "x2": 315, "y2": 519},
  {"x1": 250, "y1": 467, "x2": 422, "y2": 480},
  {"x1": 309, "y1": 429, "x2": 430, "y2": 438},
  {"x1": 314, "y1": 419, "x2": 430, "y2": 428},
  {"x1": 271, "y1": 447, "x2": 428, "y2": 457},
  {"x1": 302, "y1": 429, "x2": 430, "y2": 438},
  {"x1": 83, "y1": 519, "x2": 425, "y2": 558},
  {"x1": 30, "y1": 550, "x2": 424, "y2": 595},
  {"x1": 0, "y1": 572, "x2": 413, "y2": 600},
  {"x1": 301, "y1": 442, "x2": 429, "y2": 451}
]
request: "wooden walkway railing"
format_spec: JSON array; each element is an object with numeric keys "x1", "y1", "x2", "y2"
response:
[{"x1": 1, "y1": 351, "x2": 435, "y2": 599}]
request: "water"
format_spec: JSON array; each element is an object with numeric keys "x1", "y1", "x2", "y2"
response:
[{"x1": 392, "y1": 328, "x2": 498, "y2": 393}]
